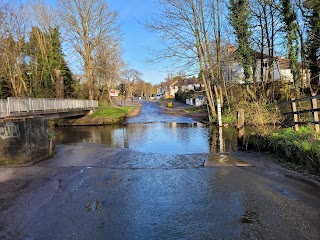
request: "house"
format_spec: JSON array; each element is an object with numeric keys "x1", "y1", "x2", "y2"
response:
[
  {"x1": 224, "y1": 46, "x2": 317, "y2": 89},
  {"x1": 223, "y1": 46, "x2": 306, "y2": 85},
  {"x1": 223, "y1": 49, "x2": 283, "y2": 84},
  {"x1": 110, "y1": 89, "x2": 120, "y2": 97},
  {"x1": 156, "y1": 77, "x2": 201, "y2": 98}
]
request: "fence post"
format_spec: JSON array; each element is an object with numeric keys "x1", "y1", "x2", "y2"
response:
[
  {"x1": 311, "y1": 93, "x2": 319, "y2": 134},
  {"x1": 291, "y1": 98, "x2": 299, "y2": 131},
  {"x1": 237, "y1": 109, "x2": 245, "y2": 149},
  {"x1": 218, "y1": 127, "x2": 224, "y2": 153}
]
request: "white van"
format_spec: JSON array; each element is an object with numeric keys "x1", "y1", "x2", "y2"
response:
[{"x1": 154, "y1": 93, "x2": 164, "y2": 99}]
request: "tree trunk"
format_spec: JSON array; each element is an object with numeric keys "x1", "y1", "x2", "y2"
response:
[
  {"x1": 191, "y1": 0, "x2": 216, "y2": 118},
  {"x1": 54, "y1": 68, "x2": 64, "y2": 98}
]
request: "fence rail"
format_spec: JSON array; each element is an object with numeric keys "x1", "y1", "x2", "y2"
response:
[
  {"x1": 281, "y1": 94, "x2": 319, "y2": 133},
  {"x1": 0, "y1": 97, "x2": 98, "y2": 116}
]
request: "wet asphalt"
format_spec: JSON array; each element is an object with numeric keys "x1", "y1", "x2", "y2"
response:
[{"x1": 0, "y1": 100, "x2": 319, "y2": 239}]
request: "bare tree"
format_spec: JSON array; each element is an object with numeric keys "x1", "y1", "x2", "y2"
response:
[
  {"x1": 145, "y1": 0, "x2": 220, "y2": 118},
  {"x1": 28, "y1": 0, "x2": 58, "y2": 33},
  {"x1": 122, "y1": 68, "x2": 143, "y2": 99},
  {"x1": 94, "y1": 40, "x2": 124, "y2": 104},
  {"x1": 0, "y1": 2, "x2": 29, "y2": 97},
  {"x1": 57, "y1": 0, "x2": 120, "y2": 100},
  {"x1": 250, "y1": 0, "x2": 283, "y2": 82}
]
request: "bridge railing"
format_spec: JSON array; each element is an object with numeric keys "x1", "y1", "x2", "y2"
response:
[{"x1": 0, "y1": 97, "x2": 98, "y2": 114}]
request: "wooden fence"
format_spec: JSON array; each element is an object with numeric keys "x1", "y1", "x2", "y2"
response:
[{"x1": 281, "y1": 94, "x2": 319, "y2": 133}]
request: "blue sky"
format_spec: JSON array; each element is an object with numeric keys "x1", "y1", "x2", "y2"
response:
[
  {"x1": 19, "y1": 0, "x2": 168, "y2": 84},
  {"x1": 110, "y1": 0, "x2": 167, "y2": 84}
]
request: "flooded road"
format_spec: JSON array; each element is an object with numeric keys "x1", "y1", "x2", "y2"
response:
[
  {"x1": 54, "y1": 101, "x2": 239, "y2": 164},
  {"x1": 0, "y1": 100, "x2": 319, "y2": 239},
  {"x1": 55, "y1": 101, "x2": 236, "y2": 155}
]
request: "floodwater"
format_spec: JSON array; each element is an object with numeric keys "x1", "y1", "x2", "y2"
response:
[
  {"x1": 1, "y1": 100, "x2": 320, "y2": 239},
  {"x1": 55, "y1": 101, "x2": 238, "y2": 156}
]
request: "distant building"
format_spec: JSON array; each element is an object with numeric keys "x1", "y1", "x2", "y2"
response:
[
  {"x1": 110, "y1": 89, "x2": 120, "y2": 97},
  {"x1": 156, "y1": 77, "x2": 201, "y2": 98},
  {"x1": 224, "y1": 47, "x2": 309, "y2": 86}
]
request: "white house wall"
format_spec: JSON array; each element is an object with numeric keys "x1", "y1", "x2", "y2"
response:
[
  {"x1": 255, "y1": 59, "x2": 282, "y2": 82},
  {"x1": 223, "y1": 60, "x2": 285, "y2": 84}
]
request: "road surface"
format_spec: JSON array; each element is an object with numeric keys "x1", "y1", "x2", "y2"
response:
[{"x1": 0, "y1": 101, "x2": 319, "y2": 239}]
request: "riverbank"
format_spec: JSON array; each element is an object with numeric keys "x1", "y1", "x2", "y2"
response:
[
  {"x1": 245, "y1": 126, "x2": 320, "y2": 179},
  {"x1": 58, "y1": 102, "x2": 142, "y2": 126}
]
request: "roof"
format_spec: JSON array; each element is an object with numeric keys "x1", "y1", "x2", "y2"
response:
[
  {"x1": 279, "y1": 58, "x2": 290, "y2": 69},
  {"x1": 172, "y1": 77, "x2": 200, "y2": 86}
]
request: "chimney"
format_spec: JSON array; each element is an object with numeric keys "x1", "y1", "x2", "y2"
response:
[{"x1": 227, "y1": 45, "x2": 236, "y2": 54}]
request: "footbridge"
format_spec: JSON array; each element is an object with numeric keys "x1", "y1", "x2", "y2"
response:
[
  {"x1": 0, "y1": 97, "x2": 98, "y2": 166},
  {"x1": 0, "y1": 97, "x2": 98, "y2": 119}
]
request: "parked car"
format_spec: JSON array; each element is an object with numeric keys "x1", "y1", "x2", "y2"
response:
[{"x1": 154, "y1": 93, "x2": 164, "y2": 99}]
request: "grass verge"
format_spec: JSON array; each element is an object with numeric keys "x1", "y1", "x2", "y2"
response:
[
  {"x1": 90, "y1": 106, "x2": 134, "y2": 118},
  {"x1": 245, "y1": 126, "x2": 320, "y2": 177}
]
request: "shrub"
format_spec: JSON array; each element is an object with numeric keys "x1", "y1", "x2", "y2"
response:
[{"x1": 237, "y1": 100, "x2": 284, "y2": 126}]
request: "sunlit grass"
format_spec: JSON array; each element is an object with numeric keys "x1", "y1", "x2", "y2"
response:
[
  {"x1": 245, "y1": 126, "x2": 320, "y2": 176},
  {"x1": 90, "y1": 106, "x2": 134, "y2": 118}
]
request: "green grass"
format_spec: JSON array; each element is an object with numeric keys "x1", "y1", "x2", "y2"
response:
[
  {"x1": 245, "y1": 126, "x2": 320, "y2": 176},
  {"x1": 161, "y1": 98, "x2": 175, "y2": 102},
  {"x1": 222, "y1": 111, "x2": 237, "y2": 125},
  {"x1": 90, "y1": 106, "x2": 134, "y2": 118}
]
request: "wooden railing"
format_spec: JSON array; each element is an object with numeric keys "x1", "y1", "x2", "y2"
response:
[
  {"x1": 0, "y1": 97, "x2": 98, "y2": 116},
  {"x1": 281, "y1": 94, "x2": 319, "y2": 133}
]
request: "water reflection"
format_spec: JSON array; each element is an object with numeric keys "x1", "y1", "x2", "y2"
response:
[
  {"x1": 56, "y1": 101, "x2": 241, "y2": 155},
  {"x1": 207, "y1": 126, "x2": 238, "y2": 154},
  {"x1": 55, "y1": 124, "x2": 239, "y2": 155}
]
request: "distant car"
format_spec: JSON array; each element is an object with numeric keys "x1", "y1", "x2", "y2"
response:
[{"x1": 154, "y1": 93, "x2": 164, "y2": 99}]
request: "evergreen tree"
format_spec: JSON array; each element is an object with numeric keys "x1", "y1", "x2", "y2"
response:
[
  {"x1": 27, "y1": 27, "x2": 74, "y2": 98},
  {"x1": 28, "y1": 27, "x2": 54, "y2": 97},
  {"x1": 281, "y1": 0, "x2": 300, "y2": 94},
  {"x1": 305, "y1": 0, "x2": 320, "y2": 92},
  {"x1": 48, "y1": 27, "x2": 73, "y2": 98},
  {"x1": 228, "y1": 0, "x2": 253, "y2": 84}
]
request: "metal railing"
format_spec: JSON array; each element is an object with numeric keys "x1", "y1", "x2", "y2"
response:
[{"x1": 0, "y1": 97, "x2": 98, "y2": 115}]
